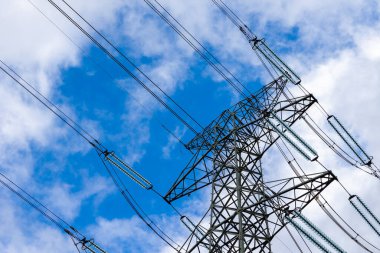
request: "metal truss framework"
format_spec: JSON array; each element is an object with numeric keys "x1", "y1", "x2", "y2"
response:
[{"x1": 165, "y1": 76, "x2": 336, "y2": 252}]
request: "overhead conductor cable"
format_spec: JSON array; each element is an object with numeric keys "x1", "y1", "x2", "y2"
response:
[
  {"x1": 0, "y1": 60, "x2": 196, "y2": 253},
  {"x1": 0, "y1": 59, "x2": 186, "y2": 250},
  {"x1": 47, "y1": 0, "x2": 202, "y2": 135},
  {"x1": 211, "y1": 0, "x2": 301, "y2": 85},
  {"x1": 0, "y1": 59, "x2": 154, "y2": 191},
  {"x1": 24, "y1": 0, "x2": 190, "y2": 153},
  {"x1": 0, "y1": 170, "x2": 106, "y2": 253},
  {"x1": 143, "y1": 0, "x2": 251, "y2": 98}
]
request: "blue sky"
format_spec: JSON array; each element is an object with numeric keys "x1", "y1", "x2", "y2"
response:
[{"x1": 0, "y1": 0, "x2": 380, "y2": 252}]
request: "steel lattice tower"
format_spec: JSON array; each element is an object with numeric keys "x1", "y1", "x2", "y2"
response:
[{"x1": 165, "y1": 77, "x2": 336, "y2": 252}]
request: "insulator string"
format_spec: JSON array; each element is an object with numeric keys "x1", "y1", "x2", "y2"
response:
[{"x1": 275, "y1": 134, "x2": 379, "y2": 252}]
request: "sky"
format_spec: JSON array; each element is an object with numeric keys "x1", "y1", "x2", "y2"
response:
[{"x1": 0, "y1": 0, "x2": 380, "y2": 252}]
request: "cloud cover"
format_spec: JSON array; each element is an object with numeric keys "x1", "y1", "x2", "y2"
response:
[{"x1": 0, "y1": 0, "x2": 379, "y2": 252}]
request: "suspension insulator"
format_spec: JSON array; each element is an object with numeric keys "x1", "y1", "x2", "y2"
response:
[
  {"x1": 349, "y1": 195, "x2": 380, "y2": 237},
  {"x1": 267, "y1": 114, "x2": 318, "y2": 161},
  {"x1": 356, "y1": 196, "x2": 380, "y2": 226},
  {"x1": 81, "y1": 239, "x2": 107, "y2": 253},
  {"x1": 295, "y1": 211, "x2": 347, "y2": 253},
  {"x1": 103, "y1": 151, "x2": 153, "y2": 190},
  {"x1": 327, "y1": 115, "x2": 372, "y2": 166},
  {"x1": 252, "y1": 40, "x2": 301, "y2": 85},
  {"x1": 286, "y1": 216, "x2": 333, "y2": 253}
]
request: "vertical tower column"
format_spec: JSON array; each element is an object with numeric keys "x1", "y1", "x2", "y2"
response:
[{"x1": 209, "y1": 116, "x2": 272, "y2": 252}]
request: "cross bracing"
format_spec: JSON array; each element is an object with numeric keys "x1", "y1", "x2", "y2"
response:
[{"x1": 0, "y1": 1, "x2": 379, "y2": 252}]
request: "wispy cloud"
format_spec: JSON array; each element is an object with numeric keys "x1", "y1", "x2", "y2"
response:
[{"x1": 0, "y1": 0, "x2": 379, "y2": 252}]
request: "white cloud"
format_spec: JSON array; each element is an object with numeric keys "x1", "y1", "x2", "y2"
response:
[
  {"x1": 0, "y1": 196, "x2": 75, "y2": 253},
  {"x1": 162, "y1": 126, "x2": 187, "y2": 159},
  {"x1": 0, "y1": 0, "x2": 130, "y2": 252},
  {"x1": 89, "y1": 215, "x2": 186, "y2": 253},
  {"x1": 0, "y1": 0, "x2": 379, "y2": 252},
  {"x1": 41, "y1": 172, "x2": 114, "y2": 221}
]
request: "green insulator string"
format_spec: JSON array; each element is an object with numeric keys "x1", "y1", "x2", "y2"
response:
[
  {"x1": 349, "y1": 195, "x2": 380, "y2": 237},
  {"x1": 255, "y1": 40, "x2": 301, "y2": 85},
  {"x1": 275, "y1": 136, "x2": 378, "y2": 252},
  {"x1": 271, "y1": 114, "x2": 318, "y2": 157},
  {"x1": 327, "y1": 115, "x2": 372, "y2": 166},
  {"x1": 267, "y1": 116, "x2": 318, "y2": 161},
  {"x1": 303, "y1": 115, "x2": 360, "y2": 166},
  {"x1": 302, "y1": 115, "x2": 380, "y2": 179},
  {"x1": 356, "y1": 196, "x2": 380, "y2": 227},
  {"x1": 100, "y1": 150, "x2": 153, "y2": 190},
  {"x1": 286, "y1": 216, "x2": 332, "y2": 253},
  {"x1": 73, "y1": 238, "x2": 107, "y2": 253},
  {"x1": 267, "y1": 119, "x2": 312, "y2": 160},
  {"x1": 295, "y1": 211, "x2": 347, "y2": 253}
]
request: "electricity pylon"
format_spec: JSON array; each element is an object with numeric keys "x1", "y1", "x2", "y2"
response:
[{"x1": 165, "y1": 76, "x2": 336, "y2": 252}]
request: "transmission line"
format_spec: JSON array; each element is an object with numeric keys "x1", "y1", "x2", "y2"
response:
[
  {"x1": 143, "y1": 0, "x2": 251, "y2": 98},
  {"x1": 0, "y1": 169, "x2": 107, "y2": 252},
  {"x1": 0, "y1": 58, "x2": 206, "y2": 252},
  {"x1": 4, "y1": 1, "x2": 380, "y2": 252},
  {"x1": 46, "y1": 0, "x2": 202, "y2": 135},
  {"x1": 7, "y1": 0, "x2": 216, "y2": 247},
  {"x1": 0, "y1": 60, "x2": 95, "y2": 144},
  {"x1": 24, "y1": 0, "x2": 189, "y2": 152},
  {"x1": 0, "y1": 59, "x2": 185, "y2": 248},
  {"x1": 97, "y1": 152, "x2": 184, "y2": 252}
]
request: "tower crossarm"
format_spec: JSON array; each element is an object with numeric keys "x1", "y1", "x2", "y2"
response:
[
  {"x1": 182, "y1": 171, "x2": 335, "y2": 253},
  {"x1": 165, "y1": 92, "x2": 317, "y2": 203}
]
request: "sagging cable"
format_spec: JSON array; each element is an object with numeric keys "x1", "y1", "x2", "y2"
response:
[
  {"x1": 303, "y1": 115, "x2": 379, "y2": 180},
  {"x1": 98, "y1": 155, "x2": 184, "y2": 252},
  {"x1": 327, "y1": 115, "x2": 373, "y2": 167},
  {"x1": 284, "y1": 225, "x2": 305, "y2": 253},
  {"x1": 0, "y1": 59, "x2": 155, "y2": 192},
  {"x1": 0, "y1": 170, "x2": 107, "y2": 253},
  {"x1": 349, "y1": 195, "x2": 380, "y2": 237},
  {"x1": 303, "y1": 115, "x2": 358, "y2": 165},
  {"x1": 267, "y1": 114, "x2": 318, "y2": 161}
]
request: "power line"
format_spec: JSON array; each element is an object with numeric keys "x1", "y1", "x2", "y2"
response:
[
  {"x1": 144, "y1": 0, "x2": 251, "y2": 98},
  {"x1": 0, "y1": 60, "x2": 95, "y2": 145},
  {"x1": 0, "y1": 169, "x2": 107, "y2": 252},
  {"x1": 47, "y1": 0, "x2": 202, "y2": 134},
  {"x1": 24, "y1": 0, "x2": 190, "y2": 152},
  {"x1": 0, "y1": 52, "x2": 191, "y2": 252},
  {"x1": 96, "y1": 151, "x2": 184, "y2": 252}
]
